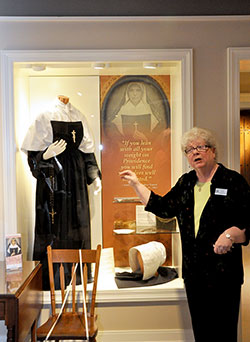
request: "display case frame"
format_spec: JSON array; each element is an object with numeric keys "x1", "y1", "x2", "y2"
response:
[{"x1": 0, "y1": 49, "x2": 193, "y2": 267}]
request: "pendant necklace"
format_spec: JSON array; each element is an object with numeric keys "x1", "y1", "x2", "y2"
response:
[{"x1": 197, "y1": 181, "x2": 205, "y2": 192}]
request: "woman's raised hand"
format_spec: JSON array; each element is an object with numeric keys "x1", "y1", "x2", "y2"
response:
[
  {"x1": 119, "y1": 170, "x2": 139, "y2": 187},
  {"x1": 119, "y1": 170, "x2": 151, "y2": 205}
]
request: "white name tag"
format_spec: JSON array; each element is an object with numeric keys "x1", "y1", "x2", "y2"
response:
[{"x1": 215, "y1": 188, "x2": 228, "y2": 196}]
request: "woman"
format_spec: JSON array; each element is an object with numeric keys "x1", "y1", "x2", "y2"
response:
[{"x1": 120, "y1": 127, "x2": 250, "y2": 342}]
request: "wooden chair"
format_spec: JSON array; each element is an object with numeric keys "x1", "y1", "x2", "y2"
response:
[{"x1": 35, "y1": 244, "x2": 101, "y2": 341}]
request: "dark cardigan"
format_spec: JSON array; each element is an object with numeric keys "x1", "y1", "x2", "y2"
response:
[{"x1": 145, "y1": 163, "x2": 250, "y2": 285}]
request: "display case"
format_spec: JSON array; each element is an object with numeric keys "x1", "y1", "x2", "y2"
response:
[
  {"x1": 112, "y1": 196, "x2": 177, "y2": 266},
  {"x1": 1, "y1": 49, "x2": 192, "y2": 275}
]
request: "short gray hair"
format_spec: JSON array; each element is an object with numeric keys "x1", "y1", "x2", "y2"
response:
[{"x1": 181, "y1": 127, "x2": 218, "y2": 160}]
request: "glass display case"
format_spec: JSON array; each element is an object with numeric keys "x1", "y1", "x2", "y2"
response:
[
  {"x1": 112, "y1": 197, "x2": 177, "y2": 267},
  {"x1": 1, "y1": 49, "x2": 192, "y2": 274}
]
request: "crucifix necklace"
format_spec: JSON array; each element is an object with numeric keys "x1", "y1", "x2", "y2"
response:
[
  {"x1": 49, "y1": 207, "x2": 57, "y2": 224},
  {"x1": 49, "y1": 168, "x2": 57, "y2": 224},
  {"x1": 71, "y1": 130, "x2": 76, "y2": 143},
  {"x1": 133, "y1": 121, "x2": 138, "y2": 132}
]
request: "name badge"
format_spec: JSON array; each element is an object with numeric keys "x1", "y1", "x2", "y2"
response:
[{"x1": 215, "y1": 188, "x2": 228, "y2": 196}]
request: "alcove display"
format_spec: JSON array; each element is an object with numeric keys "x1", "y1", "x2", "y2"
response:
[{"x1": 1, "y1": 51, "x2": 192, "y2": 274}]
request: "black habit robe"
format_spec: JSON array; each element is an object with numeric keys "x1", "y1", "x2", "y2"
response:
[{"x1": 22, "y1": 99, "x2": 101, "y2": 289}]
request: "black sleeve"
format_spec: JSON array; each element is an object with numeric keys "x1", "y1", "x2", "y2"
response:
[
  {"x1": 82, "y1": 152, "x2": 101, "y2": 185},
  {"x1": 145, "y1": 176, "x2": 185, "y2": 219},
  {"x1": 27, "y1": 150, "x2": 50, "y2": 180}
]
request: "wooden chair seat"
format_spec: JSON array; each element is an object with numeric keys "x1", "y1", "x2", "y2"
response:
[
  {"x1": 34, "y1": 245, "x2": 101, "y2": 342},
  {"x1": 36, "y1": 312, "x2": 98, "y2": 340}
]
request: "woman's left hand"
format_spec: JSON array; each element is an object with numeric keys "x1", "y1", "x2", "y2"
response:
[
  {"x1": 213, "y1": 233, "x2": 233, "y2": 254},
  {"x1": 214, "y1": 226, "x2": 246, "y2": 254}
]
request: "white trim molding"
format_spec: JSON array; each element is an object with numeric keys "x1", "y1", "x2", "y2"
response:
[
  {"x1": 97, "y1": 328, "x2": 194, "y2": 342},
  {"x1": 1, "y1": 15, "x2": 250, "y2": 23},
  {"x1": 42, "y1": 278, "x2": 187, "y2": 305},
  {"x1": 0, "y1": 51, "x2": 17, "y2": 237}
]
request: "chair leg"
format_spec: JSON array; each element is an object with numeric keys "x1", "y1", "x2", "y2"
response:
[{"x1": 31, "y1": 319, "x2": 37, "y2": 342}]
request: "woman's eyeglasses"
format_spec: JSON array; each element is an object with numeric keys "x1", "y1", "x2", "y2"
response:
[{"x1": 185, "y1": 145, "x2": 211, "y2": 155}]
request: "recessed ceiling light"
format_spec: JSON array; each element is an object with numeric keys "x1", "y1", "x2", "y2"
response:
[
  {"x1": 93, "y1": 62, "x2": 106, "y2": 70},
  {"x1": 143, "y1": 62, "x2": 157, "y2": 69},
  {"x1": 32, "y1": 64, "x2": 46, "y2": 71}
]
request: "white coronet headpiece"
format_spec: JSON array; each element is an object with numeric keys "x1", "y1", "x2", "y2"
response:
[{"x1": 129, "y1": 241, "x2": 166, "y2": 280}]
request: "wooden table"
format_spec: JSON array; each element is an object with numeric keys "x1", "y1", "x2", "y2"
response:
[{"x1": 0, "y1": 261, "x2": 42, "y2": 342}]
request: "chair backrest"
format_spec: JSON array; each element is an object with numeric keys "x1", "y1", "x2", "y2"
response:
[{"x1": 47, "y1": 244, "x2": 101, "y2": 318}]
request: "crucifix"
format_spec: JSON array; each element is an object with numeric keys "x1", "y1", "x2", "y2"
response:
[
  {"x1": 133, "y1": 121, "x2": 138, "y2": 132},
  {"x1": 71, "y1": 130, "x2": 76, "y2": 143},
  {"x1": 49, "y1": 208, "x2": 57, "y2": 225}
]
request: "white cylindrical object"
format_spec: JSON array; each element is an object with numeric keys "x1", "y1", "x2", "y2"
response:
[{"x1": 129, "y1": 241, "x2": 166, "y2": 280}]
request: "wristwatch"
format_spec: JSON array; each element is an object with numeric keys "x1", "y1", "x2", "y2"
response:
[{"x1": 225, "y1": 233, "x2": 234, "y2": 243}]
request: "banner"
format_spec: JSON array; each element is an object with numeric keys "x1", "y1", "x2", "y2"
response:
[{"x1": 101, "y1": 75, "x2": 173, "y2": 251}]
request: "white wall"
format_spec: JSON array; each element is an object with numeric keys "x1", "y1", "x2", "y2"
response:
[
  {"x1": 1, "y1": 15, "x2": 250, "y2": 341},
  {"x1": 0, "y1": 16, "x2": 250, "y2": 158}
]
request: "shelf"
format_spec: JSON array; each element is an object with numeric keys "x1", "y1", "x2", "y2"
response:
[
  {"x1": 113, "y1": 227, "x2": 179, "y2": 235},
  {"x1": 113, "y1": 216, "x2": 178, "y2": 234},
  {"x1": 113, "y1": 197, "x2": 141, "y2": 203}
]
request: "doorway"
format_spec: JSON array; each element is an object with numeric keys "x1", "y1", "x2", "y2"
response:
[
  {"x1": 240, "y1": 70, "x2": 250, "y2": 342},
  {"x1": 228, "y1": 48, "x2": 250, "y2": 342},
  {"x1": 240, "y1": 110, "x2": 250, "y2": 185}
]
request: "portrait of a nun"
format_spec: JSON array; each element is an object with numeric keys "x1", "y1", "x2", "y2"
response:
[
  {"x1": 112, "y1": 82, "x2": 160, "y2": 140},
  {"x1": 102, "y1": 76, "x2": 170, "y2": 143}
]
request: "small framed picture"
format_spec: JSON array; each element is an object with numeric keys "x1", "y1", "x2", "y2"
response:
[{"x1": 5, "y1": 234, "x2": 22, "y2": 270}]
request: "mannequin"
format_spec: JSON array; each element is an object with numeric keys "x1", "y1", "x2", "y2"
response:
[
  {"x1": 57, "y1": 95, "x2": 69, "y2": 104},
  {"x1": 22, "y1": 95, "x2": 101, "y2": 289}
]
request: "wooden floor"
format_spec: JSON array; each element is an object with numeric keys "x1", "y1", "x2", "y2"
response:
[{"x1": 242, "y1": 244, "x2": 250, "y2": 341}]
